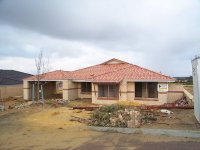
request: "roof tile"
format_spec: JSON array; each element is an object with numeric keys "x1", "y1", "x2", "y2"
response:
[{"x1": 24, "y1": 58, "x2": 175, "y2": 82}]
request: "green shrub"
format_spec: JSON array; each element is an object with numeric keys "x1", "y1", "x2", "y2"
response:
[{"x1": 98, "y1": 104, "x2": 125, "y2": 113}]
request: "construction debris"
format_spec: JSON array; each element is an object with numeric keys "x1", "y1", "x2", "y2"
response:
[
  {"x1": 140, "y1": 97, "x2": 193, "y2": 110},
  {"x1": 90, "y1": 105, "x2": 130, "y2": 127},
  {"x1": 0, "y1": 105, "x2": 5, "y2": 111},
  {"x1": 160, "y1": 109, "x2": 173, "y2": 115},
  {"x1": 70, "y1": 115, "x2": 91, "y2": 124},
  {"x1": 141, "y1": 110, "x2": 157, "y2": 124},
  {"x1": 46, "y1": 99, "x2": 69, "y2": 107},
  {"x1": 89, "y1": 103, "x2": 187, "y2": 128},
  {"x1": 127, "y1": 110, "x2": 141, "y2": 128},
  {"x1": 73, "y1": 106, "x2": 100, "y2": 111},
  {"x1": 55, "y1": 99, "x2": 68, "y2": 105},
  {"x1": 142, "y1": 103, "x2": 193, "y2": 110},
  {"x1": 175, "y1": 97, "x2": 189, "y2": 107},
  {"x1": 14, "y1": 101, "x2": 33, "y2": 109}
]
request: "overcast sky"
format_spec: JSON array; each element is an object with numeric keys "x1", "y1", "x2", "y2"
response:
[{"x1": 0, "y1": 0, "x2": 199, "y2": 76}]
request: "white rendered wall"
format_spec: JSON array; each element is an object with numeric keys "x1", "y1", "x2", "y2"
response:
[{"x1": 192, "y1": 57, "x2": 200, "y2": 122}]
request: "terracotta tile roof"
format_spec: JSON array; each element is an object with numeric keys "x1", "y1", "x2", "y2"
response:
[
  {"x1": 69, "y1": 63, "x2": 132, "y2": 80},
  {"x1": 92, "y1": 65, "x2": 174, "y2": 83},
  {"x1": 24, "y1": 70, "x2": 71, "y2": 81},
  {"x1": 24, "y1": 58, "x2": 175, "y2": 82}
]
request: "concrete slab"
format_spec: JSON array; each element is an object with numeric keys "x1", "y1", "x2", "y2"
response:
[{"x1": 89, "y1": 126, "x2": 200, "y2": 138}]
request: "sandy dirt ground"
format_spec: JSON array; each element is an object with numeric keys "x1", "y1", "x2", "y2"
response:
[
  {"x1": 141, "y1": 109, "x2": 200, "y2": 130},
  {"x1": 1, "y1": 103, "x2": 200, "y2": 150}
]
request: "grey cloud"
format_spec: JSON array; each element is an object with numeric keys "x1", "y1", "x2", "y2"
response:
[
  {"x1": 0, "y1": 0, "x2": 136, "y2": 40},
  {"x1": 0, "y1": 0, "x2": 200, "y2": 76},
  {"x1": 0, "y1": 25, "x2": 85, "y2": 58}
]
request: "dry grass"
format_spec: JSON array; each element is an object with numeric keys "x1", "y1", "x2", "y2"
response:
[
  {"x1": 118, "y1": 101, "x2": 142, "y2": 107},
  {"x1": 67, "y1": 99, "x2": 96, "y2": 108}
]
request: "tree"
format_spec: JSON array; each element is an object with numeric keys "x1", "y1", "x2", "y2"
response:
[{"x1": 35, "y1": 50, "x2": 50, "y2": 102}]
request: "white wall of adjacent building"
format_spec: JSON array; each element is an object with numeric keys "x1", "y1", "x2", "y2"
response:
[{"x1": 192, "y1": 56, "x2": 200, "y2": 122}]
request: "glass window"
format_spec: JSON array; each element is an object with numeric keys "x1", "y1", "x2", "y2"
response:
[
  {"x1": 135, "y1": 82, "x2": 142, "y2": 97},
  {"x1": 135, "y1": 82, "x2": 158, "y2": 98},
  {"x1": 81, "y1": 82, "x2": 91, "y2": 93},
  {"x1": 98, "y1": 84, "x2": 119, "y2": 98},
  {"x1": 109, "y1": 85, "x2": 118, "y2": 97},
  {"x1": 148, "y1": 82, "x2": 158, "y2": 98},
  {"x1": 98, "y1": 84, "x2": 108, "y2": 97}
]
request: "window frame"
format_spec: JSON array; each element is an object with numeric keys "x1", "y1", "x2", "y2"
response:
[
  {"x1": 135, "y1": 82, "x2": 158, "y2": 99},
  {"x1": 81, "y1": 82, "x2": 92, "y2": 93},
  {"x1": 148, "y1": 82, "x2": 158, "y2": 98},
  {"x1": 98, "y1": 84, "x2": 119, "y2": 100}
]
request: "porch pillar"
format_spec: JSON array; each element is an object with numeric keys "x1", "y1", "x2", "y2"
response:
[
  {"x1": 23, "y1": 80, "x2": 30, "y2": 100},
  {"x1": 158, "y1": 82, "x2": 168, "y2": 104},
  {"x1": 92, "y1": 83, "x2": 97, "y2": 103},
  {"x1": 62, "y1": 80, "x2": 78, "y2": 100},
  {"x1": 119, "y1": 80, "x2": 127, "y2": 101},
  {"x1": 62, "y1": 80, "x2": 69, "y2": 100}
]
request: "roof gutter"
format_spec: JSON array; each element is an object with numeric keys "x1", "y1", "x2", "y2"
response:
[
  {"x1": 23, "y1": 79, "x2": 65, "y2": 82},
  {"x1": 72, "y1": 80, "x2": 92, "y2": 82},
  {"x1": 125, "y1": 79, "x2": 175, "y2": 82},
  {"x1": 92, "y1": 81, "x2": 120, "y2": 84}
]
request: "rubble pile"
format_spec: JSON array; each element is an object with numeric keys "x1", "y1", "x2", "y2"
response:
[
  {"x1": 0, "y1": 105, "x2": 5, "y2": 111},
  {"x1": 90, "y1": 104, "x2": 176, "y2": 128},
  {"x1": 160, "y1": 109, "x2": 173, "y2": 115},
  {"x1": 90, "y1": 104, "x2": 130, "y2": 127},
  {"x1": 141, "y1": 97, "x2": 193, "y2": 109},
  {"x1": 127, "y1": 110, "x2": 141, "y2": 128},
  {"x1": 55, "y1": 99, "x2": 68, "y2": 105},
  {"x1": 175, "y1": 97, "x2": 189, "y2": 107},
  {"x1": 108, "y1": 109, "x2": 131, "y2": 127},
  {"x1": 140, "y1": 110, "x2": 158, "y2": 124},
  {"x1": 14, "y1": 101, "x2": 33, "y2": 109},
  {"x1": 90, "y1": 105, "x2": 145, "y2": 128},
  {"x1": 46, "y1": 99, "x2": 69, "y2": 107}
]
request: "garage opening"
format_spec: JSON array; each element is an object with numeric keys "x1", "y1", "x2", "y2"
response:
[
  {"x1": 30, "y1": 81, "x2": 63, "y2": 100},
  {"x1": 135, "y1": 82, "x2": 158, "y2": 99}
]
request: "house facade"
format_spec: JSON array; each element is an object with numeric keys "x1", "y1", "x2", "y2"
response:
[{"x1": 23, "y1": 58, "x2": 184, "y2": 105}]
